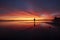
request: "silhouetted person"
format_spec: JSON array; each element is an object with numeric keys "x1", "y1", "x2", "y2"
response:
[{"x1": 34, "y1": 18, "x2": 35, "y2": 27}]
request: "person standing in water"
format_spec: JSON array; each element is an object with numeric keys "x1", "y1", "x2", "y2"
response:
[{"x1": 34, "y1": 18, "x2": 35, "y2": 27}]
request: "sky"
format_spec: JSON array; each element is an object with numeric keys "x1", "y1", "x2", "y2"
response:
[{"x1": 0, "y1": 0, "x2": 60, "y2": 18}]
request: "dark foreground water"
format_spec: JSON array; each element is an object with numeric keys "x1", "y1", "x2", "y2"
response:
[{"x1": 0, "y1": 21, "x2": 60, "y2": 40}]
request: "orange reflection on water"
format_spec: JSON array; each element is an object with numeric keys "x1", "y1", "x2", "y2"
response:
[{"x1": 0, "y1": 20, "x2": 53, "y2": 30}]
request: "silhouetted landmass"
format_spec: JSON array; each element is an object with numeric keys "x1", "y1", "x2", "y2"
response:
[
  {"x1": 46, "y1": 17, "x2": 60, "y2": 26},
  {"x1": 52, "y1": 17, "x2": 60, "y2": 26}
]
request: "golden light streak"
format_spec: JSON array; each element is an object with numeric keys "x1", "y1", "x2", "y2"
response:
[
  {"x1": 0, "y1": 11, "x2": 54, "y2": 21},
  {"x1": 0, "y1": 16, "x2": 53, "y2": 21}
]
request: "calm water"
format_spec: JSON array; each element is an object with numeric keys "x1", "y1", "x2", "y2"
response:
[
  {"x1": 0, "y1": 21, "x2": 56, "y2": 30},
  {"x1": 0, "y1": 21, "x2": 59, "y2": 39}
]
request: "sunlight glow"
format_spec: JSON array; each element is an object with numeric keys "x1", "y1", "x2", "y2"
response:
[{"x1": 0, "y1": 11, "x2": 54, "y2": 21}]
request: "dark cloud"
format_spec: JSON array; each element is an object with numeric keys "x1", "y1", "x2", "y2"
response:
[{"x1": 0, "y1": 0, "x2": 60, "y2": 14}]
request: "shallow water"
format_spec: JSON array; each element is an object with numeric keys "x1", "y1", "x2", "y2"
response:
[{"x1": 0, "y1": 20, "x2": 55, "y2": 30}]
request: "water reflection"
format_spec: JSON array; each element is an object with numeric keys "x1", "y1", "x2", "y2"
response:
[{"x1": 0, "y1": 20, "x2": 55, "y2": 30}]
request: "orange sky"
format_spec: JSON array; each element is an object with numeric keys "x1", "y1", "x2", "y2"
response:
[{"x1": 0, "y1": 11, "x2": 54, "y2": 20}]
